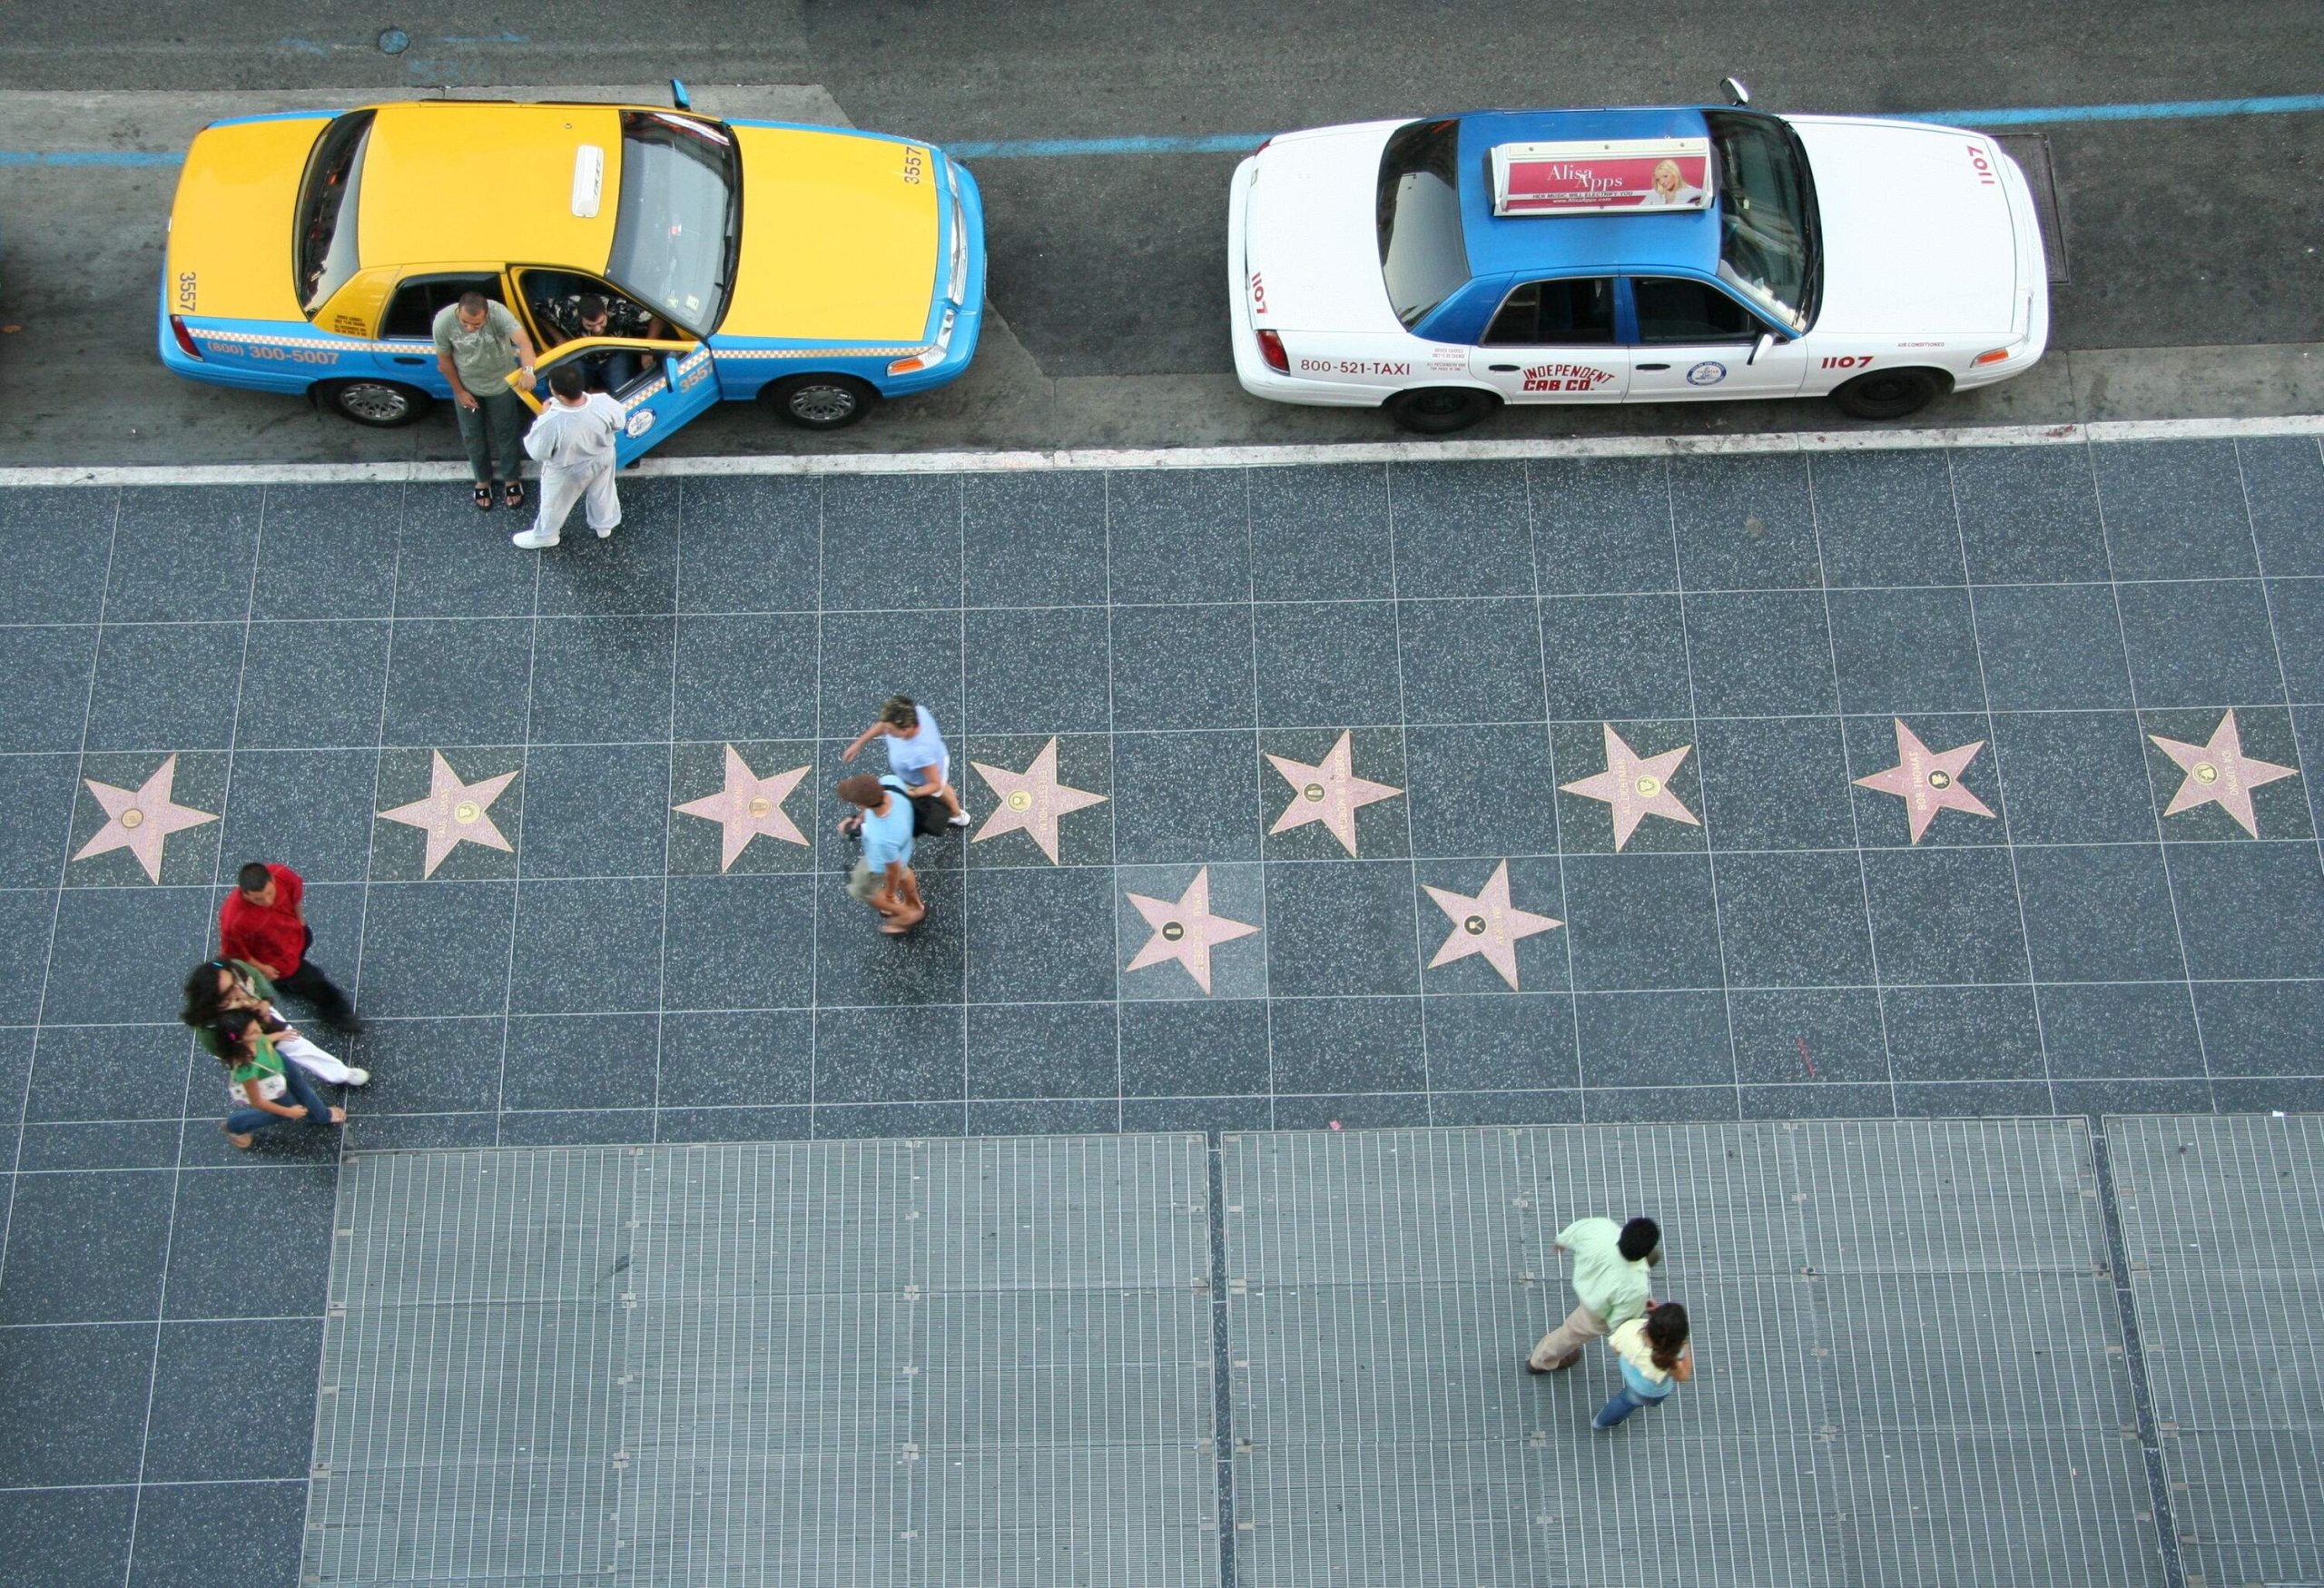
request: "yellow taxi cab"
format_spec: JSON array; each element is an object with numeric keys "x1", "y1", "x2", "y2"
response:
[{"x1": 159, "y1": 87, "x2": 984, "y2": 452}]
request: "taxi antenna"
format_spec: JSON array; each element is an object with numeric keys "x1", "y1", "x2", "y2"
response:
[
  {"x1": 670, "y1": 78, "x2": 693, "y2": 110},
  {"x1": 1720, "y1": 76, "x2": 1751, "y2": 106}
]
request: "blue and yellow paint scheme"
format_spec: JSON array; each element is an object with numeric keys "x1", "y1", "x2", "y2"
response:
[{"x1": 158, "y1": 98, "x2": 984, "y2": 440}]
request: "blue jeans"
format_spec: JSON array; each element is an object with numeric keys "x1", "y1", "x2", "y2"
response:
[
  {"x1": 1593, "y1": 1381, "x2": 1671, "y2": 1429},
  {"x1": 225, "y1": 1061, "x2": 334, "y2": 1137}
]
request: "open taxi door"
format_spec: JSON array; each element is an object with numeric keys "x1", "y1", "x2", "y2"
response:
[{"x1": 509, "y1": 336, "x2": 720, "y2": 466}]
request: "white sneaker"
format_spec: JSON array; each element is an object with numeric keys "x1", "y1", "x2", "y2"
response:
[
  {"x1": 595, "y1": 523, "x2": 617, "y2": 540},
  {"x1": 947, "y1": 812, "x2": 972, "y2": 827},
  {"x1": 342, "y1": 1067, "x2": 371, "y2": 1086},
  {"x1": 512, "y1": 527, "x2": 560, "y2": 550}
]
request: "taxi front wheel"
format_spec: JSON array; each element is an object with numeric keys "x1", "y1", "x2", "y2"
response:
[
  {"x1": 1830, "y1": 368, "x2": 1948, "y2": 421},
  {"x1": 763, "y1": 374, "x2": 879, "y2": 430},
  {"x1": 315, "y1": 379, "x2": 432, "y2": 429},
  {"x1": 1385, "y1": 387, "x2": 1500, "y2": 435}
]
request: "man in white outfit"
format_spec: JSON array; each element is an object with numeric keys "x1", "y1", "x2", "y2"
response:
[{"x1": 513, "y1": 362, "x2": 625, "y2": 550}]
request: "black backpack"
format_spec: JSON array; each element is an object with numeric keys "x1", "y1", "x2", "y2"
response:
[{"x1": 881, "y1": 776, "x2": 950, "y2": 838}]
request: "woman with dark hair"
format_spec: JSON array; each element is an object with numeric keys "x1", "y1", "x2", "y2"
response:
[
  {"x1": 1594, "y1": 1301, "x2": 1693, "y2": 1430},
  {"x1": 182, "y1": 960, "x2": 370, "y2": 1087},
  {"x1": 215, "y1": 1009, "x2": 345, "y2": 1149}
]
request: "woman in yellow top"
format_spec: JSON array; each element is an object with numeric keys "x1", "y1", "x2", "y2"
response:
[
  {"x1": 1594, "y1": 1301, "x2": 1693, "y2": 1430},
  {"x1": 218, "y1": 1010, "x2": 346, "y2": 1149}
]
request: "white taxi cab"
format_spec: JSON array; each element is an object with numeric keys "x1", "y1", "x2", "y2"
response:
[{"x1": 1227, "y1": 87, "x2": 2048, "y2": 431}]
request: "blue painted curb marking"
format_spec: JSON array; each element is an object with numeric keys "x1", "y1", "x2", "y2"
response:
[{"x1": 5, "y1": 91, "x2": 2319, "y2": 167}]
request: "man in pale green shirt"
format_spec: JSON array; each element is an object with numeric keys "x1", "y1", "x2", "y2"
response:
[
  {"x1": 1527, "y1": 1215, "x2": 1661, "y2": 1373},
  {"x1": 431, "y1": 291, "x2": 537, "y2": 510}
]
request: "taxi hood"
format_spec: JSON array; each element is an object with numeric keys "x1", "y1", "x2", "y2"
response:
[
  {"x1": 1241, "y1": 121, "x2": 1406, "y2": 333},
  {"x1": 1791, "y1": 116, "x2": 2025, "y2": 337},
  {"x1": 721, "y1": 123, "x2": 941, "y2": 341},
  {"x1": 165, "y1": 113, "x2": 333, "y2": 323}
]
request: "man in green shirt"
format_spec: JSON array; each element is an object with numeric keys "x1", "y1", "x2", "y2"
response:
[
  {"x1": 1527, "y1": 1215, "x2": 1661, "y2": 1373},
  {"x1": 432, "y1": 291, "x2": 538, "y2": 511}
]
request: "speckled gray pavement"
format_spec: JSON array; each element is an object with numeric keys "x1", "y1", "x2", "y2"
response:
[{"x1": 4, "y1": 434, "x2": 2324, "y2": 1581}]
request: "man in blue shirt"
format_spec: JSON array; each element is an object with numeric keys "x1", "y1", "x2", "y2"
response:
[{"x1": 837, "y1": 774, "x2": 925, "y2": 934}]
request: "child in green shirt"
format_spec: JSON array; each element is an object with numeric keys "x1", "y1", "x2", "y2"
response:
[{"x1": 219, "y1": 1011, "x2": 344, "y2": 1149}]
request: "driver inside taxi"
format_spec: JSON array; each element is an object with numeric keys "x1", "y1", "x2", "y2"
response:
[{"x1": 567, "y1": 291, "x2": 667, "y2": 393}]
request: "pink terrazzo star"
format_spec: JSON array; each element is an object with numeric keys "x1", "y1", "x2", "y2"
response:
[
  {"x1": 379, "y1": 750, "x2": 518, "y2": 877},
  {"x1": 1853, "y1": 718, "x2": 1995, "y2": 843},
  {"x1": 970, "y1": 736, "x2": 1108, "y2": 864},
  {"x1": 1559, "y1": 724, "x2": 1699, "y2": 852},
  {"x1": 1123, "y1": 866, "x2": 1260, "y2": 995},
  {"x1": 673, "y1": 745, "x2": 811, "y2": 870},
  {"x1": 1423, "y1": 860, "x2": 1561, "y2": 991},
  {"x1": 2150, "y1": 708, "x2": 2299, "y2": 838},
  {"x1": 1266, "y1": 731, "x2": 1403, "y2": 856},
  {"x1": 73, "y1": 754, "x2": 216, "y2": 883}
]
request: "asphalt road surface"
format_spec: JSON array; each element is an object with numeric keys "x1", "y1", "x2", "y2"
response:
[{"x1": 0, "y1": 3, "x2": 2318, "y2": 460}]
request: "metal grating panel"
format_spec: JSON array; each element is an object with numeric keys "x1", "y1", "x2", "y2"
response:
[
  {"x1": 2107, "y1": 1113, "x2": 2324, "y2": 1588},
  {"x1": 308, "y1": 1134, "x2": 1216, "y2": 1588},
  {"x1": 1224, "y1": 1121, "x2": 2163, "y2": 1588}
]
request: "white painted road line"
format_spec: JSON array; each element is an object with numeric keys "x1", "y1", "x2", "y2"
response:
[{"x1": 2, "y1": 414, "x2": 2319, "y2": 489}]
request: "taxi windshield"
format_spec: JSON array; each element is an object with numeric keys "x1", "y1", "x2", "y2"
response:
[
  {"x1": 296, "y1": 110, "x2": 375, "y2": 315},
  {"x1": 1705, "y1": 111, "x2": 1819, "y2": 332},
  {"x1": 1376, "y1": 119, "x2": 1470, "y2": 329},
  {"x1": 606, "y1": 111, "x2": 741, "y2": 335}
]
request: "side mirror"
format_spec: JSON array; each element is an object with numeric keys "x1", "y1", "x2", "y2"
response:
[
  {"x1": 1748, "y1": 330, "x2": 1779, "y2": 366},
  {"x1": 1720, "y1": 76, "x2": 1751, "y2": 107},
  {"x1": 670, "y1": 78, "x2": 693, "y2": 110}
]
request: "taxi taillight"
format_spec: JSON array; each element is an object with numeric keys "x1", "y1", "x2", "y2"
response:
[
  {"x1": 169, "y1": 316, "x2": 202, "y2": 360},
  {"x1": 1972, "y1": 347, "x2": 2011, "y2": 366},
  {"x1": 1256, "y1": 330, "x2": 1288, "y2": 372}
]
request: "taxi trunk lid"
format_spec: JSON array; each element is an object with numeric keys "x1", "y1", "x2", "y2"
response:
[
  {"x1": 166, "y1": 113, "x2": 333, "y2": 324},
  {"x1": 1241, "y1": 123, "x2": 1406, "y2": 333},
  {"x1": 721, "y1": 123, "x2": 940, "y2": 341},
  {"x1": 1791, "y1": 116, "x2": 2024, "y2": 337}
]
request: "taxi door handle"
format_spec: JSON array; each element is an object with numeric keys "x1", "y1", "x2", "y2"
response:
[
  {"x1": 1636, "y1": 362, "x2": 1671, "y2": 371},
  {"x1": 1488, "y1": 363, "x2": 1520, "y2": 372},
  {"x1": 391, "y1": 356, "x2": 428, "y2": 365}
]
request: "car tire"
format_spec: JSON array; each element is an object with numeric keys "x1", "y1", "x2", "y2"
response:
[
  {"x1": 1830, "y1": 367, "x2": 1949, "y2": 421},
  {"x1": 1384, "y1": 386, "x2": 1500, "y2": 435},
  {"x1": 763, "y1": 373, "x2": 879, "y2": 429},
  {"x1": 316, "y1": 379, "x2": 431, "y2": 428}
]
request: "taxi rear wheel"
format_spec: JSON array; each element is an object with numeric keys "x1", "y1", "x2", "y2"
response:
[
  {"x1": 315, "y1": 380, "x2": 431, "y2": 429},
  {"x1": 1385, "y1": 387, "x2": 1500, "y2": 435},
  {"x1": 1830, "y1": 368, "x2": 1948, "y2": 421},
  {"x1": 763, "y1": 374, "x2": 879, "y2": 429}
]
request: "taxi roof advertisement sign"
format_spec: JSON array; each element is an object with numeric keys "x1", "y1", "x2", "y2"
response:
[{"x1": 1491, "y1": 137, "x2": 1713, "y2": 216}]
